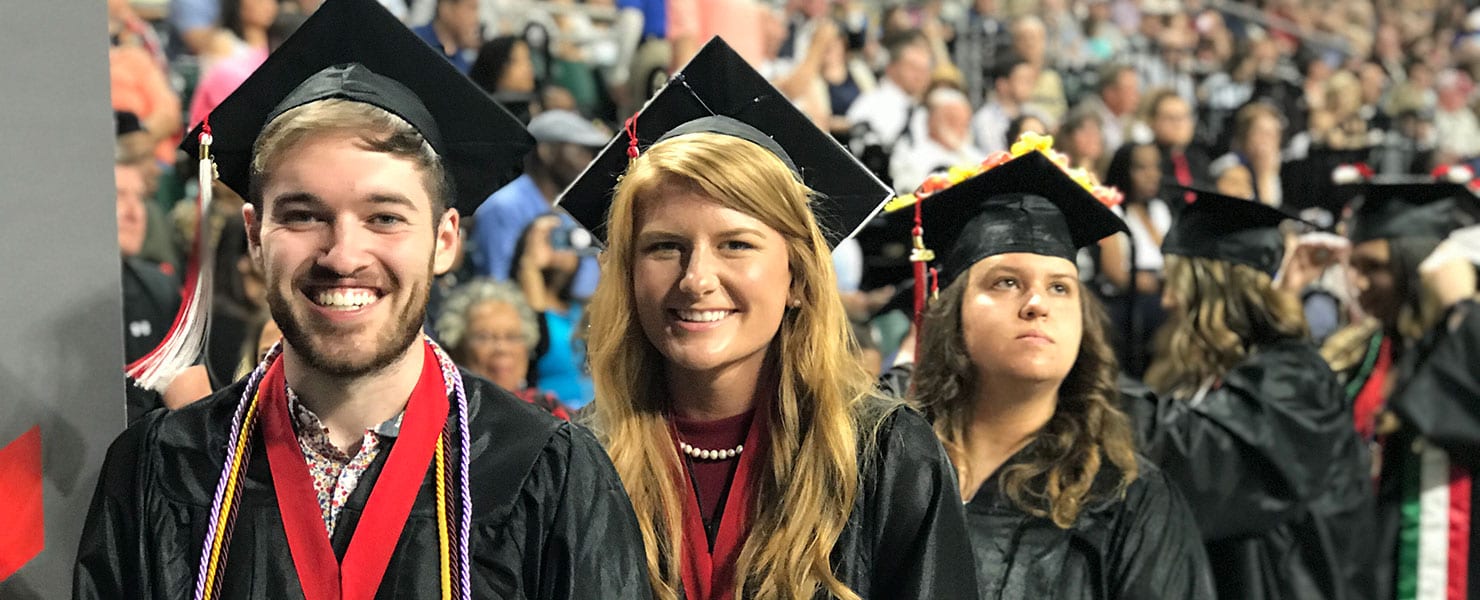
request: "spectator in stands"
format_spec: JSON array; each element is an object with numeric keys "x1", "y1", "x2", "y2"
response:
[
  {"x1": 892, "y1": 87, "x2": 983, "y2": 194},
  {"x1": 1058, "y1": 108, "x2": 1105, "y2": 175},
  {"x1": 190, "y1": 12, "x2": 305, "y2": 130},
  {"x1": 1011, "y1": 15, "x2": 1069, "y2": 124},
  {"x1": 1433, "y1": 68, "x2": 1480, "y2": 162},
  {"x1": 513, "y1": 215, "x2": 593, "y2": 408},
  {"x1": 971, "y1": 56, "x2": 1040, "y2": 154},
  {"x1": 1146, "y1": 88, "x2": 1210, "y2": 206},
  {"x1": 471, "y1": 110, "x2": 605, "y2": 300},
  {"x1": 1078, "y1": 63, "x2": 1140, "y2": 155},
  {"x1": 1082, "y1": 0, "x2": 1125, "y2": 65},
  {"x1": 1360, "y1": 60, "x2": 1395, "y2": 133},
  {"x1": 1315, "y1": 70, "x2": 1373, "y2": 151},
  {"x1": 1098, "y1": 141, "x2": 1169, "y2": 376},
  {"x1": 437, "y1": 278, "x2": 572, "y2": 419},
  {"x1": 414, "y1": 0, "x2": 482, "y2": 74},
  {"x1": 1005, "y1": 113, "x2": 1049, "y2": 147},
  {"x1": 117, "y1": 162, "x2": 181, "y2": 421},
  {"x1": 821, "y1": 16, "x2": 876, "y2": 135},
  {"x1": 1214, "y1": 102, "x2": 1286, "y2": 206},
  {"x1": 468, "y1": 35, "x2": 540, "y2": 121},
  {"x1": 199, "y1": 0, "x2": 278, "y2": 64},
  {"x1": 169, "y1": 0, "x2": 224, "y2": 56},
  {"x1": 110, "y1": 14, "x2": 181, "y2": 164},
  {"x1": 846, "y1": 32, "x2": 932, "y2": 151}
]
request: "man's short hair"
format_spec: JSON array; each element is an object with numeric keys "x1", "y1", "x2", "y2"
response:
[
  {"x1": 1096, "y1": 63, "x2": 1136, "y2": 94},
  {"x1": 989, "y1": 54, "x2": 1029, "y2": 84},
  {"x1": 926, "y1": 87, "x2": 970, "y2": 111},
  {"x1": 882, "y1": 31, "x2": 928, "y2": 65},
  {"x1": 249, "y1": 98, "x2": 452, "y2": 218}
]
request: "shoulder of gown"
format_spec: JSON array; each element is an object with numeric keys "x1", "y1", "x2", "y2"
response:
[
  {"x1": 842, "y1": 401, "x2": 982, "y2": 599},
  {"x1": 1390, "y1": 299, "x2": 1480, "y2": 468}
]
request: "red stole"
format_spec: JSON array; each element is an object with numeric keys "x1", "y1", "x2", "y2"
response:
[
  {"x1": 1353, "y1": 336, "x2": 1392, "y2": 441},
  {"x1": 674, "y1": 402, "x2": 770, "y2": 600},
  {"x1": 259, "y1": 343, "x2": 450, "y2": 600}
]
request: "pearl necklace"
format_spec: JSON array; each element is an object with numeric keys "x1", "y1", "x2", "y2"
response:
[{"x1": 679, "y1": 441, "x2": 744, "y2": 461}]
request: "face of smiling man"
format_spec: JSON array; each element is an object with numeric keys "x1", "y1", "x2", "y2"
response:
[{"x1": 245, "y1": 129, "x2": 459, "y2": 378}]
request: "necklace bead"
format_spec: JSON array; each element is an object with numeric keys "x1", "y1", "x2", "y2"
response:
[{"x1": 679, "y1": 441, "x2": 743, "y2": 460}]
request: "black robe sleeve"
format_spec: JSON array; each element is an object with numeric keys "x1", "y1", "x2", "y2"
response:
[
  {"x1": 512, "y1": 422, "x2": 655, "y2": 600},
  {"x1": 73, "y1": 410, "x2": 162, "y2": 599},
  {"x1": 72, "y1": 374, "x2": 654, "y2": 600},
  {"x1": 1134, "y1": 342, "x2": 1361, "y2": 541},
  {"x1": 1108, "y1": 463, "x2": 1217, "y2": 600},
  {"x1": 835, "y1": 405, "x2": 981, "y2": 599},
  {"x1": 1389, "y1": 299, "x2": 1480, "y2": 471}
]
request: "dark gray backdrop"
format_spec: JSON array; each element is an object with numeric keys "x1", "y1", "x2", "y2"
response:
[{"x1": 0, "y1": 1, "x2": 129, "y2": 597}]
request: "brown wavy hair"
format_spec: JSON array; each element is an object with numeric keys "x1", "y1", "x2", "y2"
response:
[
  {"x1": 582, "y1": 133, "x2": 890, "y2": 600},
  {"x1": 1146, "y1": 255, "x2": 1308, "y2": 398},
  {"x1": 911, "y1": 274, "x2": 1138, "y2": 528}
]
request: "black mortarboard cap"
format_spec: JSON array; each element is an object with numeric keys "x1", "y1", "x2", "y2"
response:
[
  {"x1": 180, "y1": 0, "x2": 532, "y2": 214},
  {"x1": 918, "y1": 151, "x2": 1127, "y2": 288},
  {"x1": 1161, "y1": 187, "x2": 1295, "y2": 275},
  {"x1": 1348, "y1": 179, "x2": 1478, "y2": 244},
  {"x1": 555, "y1": 37, "x2": 890, "y2": 249}
]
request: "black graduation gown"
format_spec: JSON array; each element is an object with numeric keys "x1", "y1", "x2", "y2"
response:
[
  {"x1": 73, "y1": 371, "x2": 653, "y2": 600},
  {"x1": 826, "y1": 404, "x2": 982, "y2": 599},
  {"x1": 1134, "y1": 340, "x2": 1377, "y2": 600},
  {"x1": 965, "y1": 453, "x2": 1215, "y2": 599},
  {"x1": 1375, "y1": 299, "x2": 1480, "y2": 600},
  {"x1": 121, "y1": 257, "x2": 181, "y2": 422},
  {"x1": 877, "y1": 366, "x2": 1209, "y2": 599}
]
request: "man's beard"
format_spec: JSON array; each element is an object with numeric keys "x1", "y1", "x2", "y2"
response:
[{"x1": 269, "y1": 274, "x2": 430, "y2": 379}]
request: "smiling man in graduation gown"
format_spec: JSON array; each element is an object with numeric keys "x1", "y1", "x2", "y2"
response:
[{"x1": 72, "y1": 1, "x2": 652, "y2": 598}]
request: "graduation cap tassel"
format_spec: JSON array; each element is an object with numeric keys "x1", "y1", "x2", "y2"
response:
[
  {"x1": 623, "y1": 114, "x2": 641, "y2": 159},
  {"x1": 125, "y1": 122, "x2": 219, "y2": 392},
  {"x1": 908, "y1": 199, "x2": 935, "y2": 347}
]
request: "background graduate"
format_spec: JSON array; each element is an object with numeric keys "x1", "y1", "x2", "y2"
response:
[
  {"x1": 73, "y1": 1, "x2": 651, "y2": 598},
  {"x1": 1325, "y1": 181, "x2": 1480, "y2": 600},
  {"x1": 557, "y1": 38, "x2": 979, "y2": 600},
  {"x1": 1138, "y1": 188, "x2": 1375, "y2": 600},
  {"x1": 905, "y1": 145, "x2": 1215, "y2": 599}
]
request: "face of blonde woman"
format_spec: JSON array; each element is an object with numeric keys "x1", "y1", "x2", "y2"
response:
[{"x1": 631, "y1": 189, "x2": 793, "y2": 382}]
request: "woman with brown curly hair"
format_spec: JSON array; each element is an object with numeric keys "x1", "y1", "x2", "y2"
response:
[
  {"x1": 556, "y1": 39, "x2": 979, "y2": 600},
  {"x1": 1140, "y1": 188, "x2": 1374, "y2": 600},
  {"x1": 907, "y1": 150, "x2": 1214, "y2": 599}
]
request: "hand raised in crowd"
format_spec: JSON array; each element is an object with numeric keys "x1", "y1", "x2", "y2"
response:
[
  {"x1": 1275, "y1": 232, "x2": 1350, "y2": 296},
  {"x1": 1420, "y1": 224, "x2": 1480, "y2": 311}
]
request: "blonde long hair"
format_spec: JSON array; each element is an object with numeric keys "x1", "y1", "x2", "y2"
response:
[
  {"x1": 1146, "y1": 255, "x2": 1308, "y2": 398},
  {"x1": 912, "y1": 275, "x2": 1138, "y2": 528},
  {"x1": 583, "y1": 133, "x2": 882, "y2": 600}
]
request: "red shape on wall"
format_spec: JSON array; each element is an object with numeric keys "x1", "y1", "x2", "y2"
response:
[{"x1": 0, "y1": 425, "x2": 44, "y2": 581}]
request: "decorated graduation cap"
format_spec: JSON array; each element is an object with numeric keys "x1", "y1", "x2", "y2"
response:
[
  {"x1": 128, "y1": 0, "x2": 533, "y2": 392},
  {"x1": 1161, "y1": 187, "x2": 1297, "y2": 276},
  {"x1": 1347, "y1": 178, "x2": 1479, "y2": 244},
  {"x1": 914, "y1": 150, "x2": 1126, "y2": 290},
  {"x1": 555, "y1": 36, "x2": 891, "y2": 249},
  {"x1": 889, "y1": 134, "x2": 1127, "y2": 352}
]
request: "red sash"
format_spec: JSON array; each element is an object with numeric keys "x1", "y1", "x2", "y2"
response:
[
  {"x1": 259, "y1": 343, "x2": 450, "y2": 600},
  {"x1": 675, "y1": 401, "x2": 770, "y2": 600},
  {"x1": 1353, "y1": 336, "x2": 1392, "y2": 441}
]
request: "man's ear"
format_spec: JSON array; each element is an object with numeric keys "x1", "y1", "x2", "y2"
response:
[
  {"x1": 242, "y1": 203, "x2": 264, "y2": 267},
  {"x1": 433, "y1": 208, "x2": 461, "y2": 276}
]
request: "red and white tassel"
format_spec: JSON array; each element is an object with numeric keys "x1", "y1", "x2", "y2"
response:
[{"x1": 126, "y1": 125, "x2": 219, "y2": 392}]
